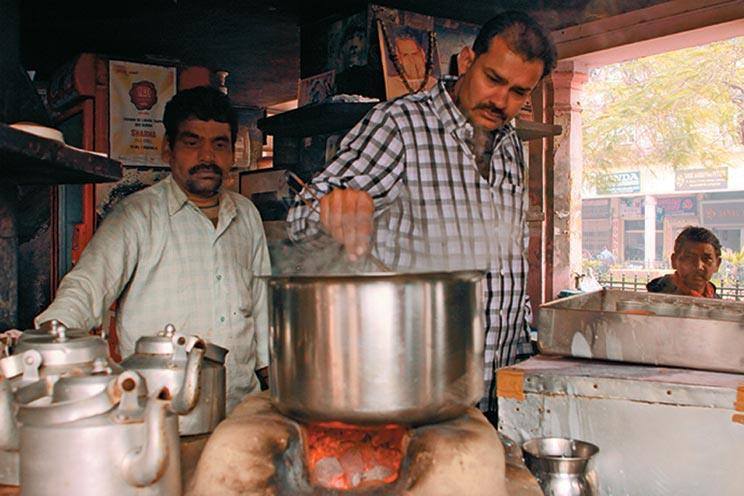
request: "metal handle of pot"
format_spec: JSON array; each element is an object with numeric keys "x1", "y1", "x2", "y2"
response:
[
  {"x1": 0, "y1": 349, "x2": 42, "y2": 382},
  {"x1": 170, "y1": 338, "x2": 205, "y2": 415},
  {"x1": 121, "y1": 396, "x2": 171, "y2": 487}
]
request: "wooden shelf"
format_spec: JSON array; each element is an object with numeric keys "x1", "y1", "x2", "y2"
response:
[
  {"x1": 258, "y1": 103, "x2": 562, "y2": 141},
  {"x1": 0, "y1": 123, "x2": 122, "y2": 185},
  {"x1": 258, "y1": 102, "x2": 376, "y2": 137}
]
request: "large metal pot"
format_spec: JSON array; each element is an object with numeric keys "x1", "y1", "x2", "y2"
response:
[
  {"x1": 268, "y1": 270, "x2": 485, "y2": 425},
  {"x1": 121, "y1": 324, "x2": 228, "y2": 436},
  {"x1": 18, "y1": 371, "x2": 181, "y2": 496}
]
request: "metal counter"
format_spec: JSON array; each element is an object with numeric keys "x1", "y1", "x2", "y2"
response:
[
  {"x1": 498, "y1": 355, "x2": 744, "y2": 496},
  {"x1": 536, "y1": 290, "x2": 744, "y2": 374}
]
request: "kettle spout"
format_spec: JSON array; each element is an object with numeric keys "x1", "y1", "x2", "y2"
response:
[
  {"x1": 170, "y1": 339, "x2": 205, "y2": 415},
  {"x1": 0, "y1": 379, "x2": 18, "y2": 451},
  {"x1": 121, "y1": 397, "x2": 171, "y2": 487}
]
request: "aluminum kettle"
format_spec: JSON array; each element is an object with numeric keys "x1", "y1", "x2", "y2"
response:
[
  {"x1": 121, "y1": 324, "x2": 228, "y2": 436},
  {"x1": 18, "y1": 371, "x2": 181, "y2": 496},
  {"x1": 0, "y1": 323, "x2": 119, "y2": 485}
]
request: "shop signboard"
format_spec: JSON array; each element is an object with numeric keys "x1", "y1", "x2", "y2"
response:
[
  {"x1": 655, "y1": 196, "x2": 697, "y2": 217},
  {"x1": 597, "y1": 171, "x2": 641, "y2": 195},
  {"x1": 675, "y1": 168, "x2": 727, "y2": 191},
  {"x1": 582, "y1": 199, "x2": 611, "y2": 219},
  {"x1": 702, "y1": 201, "x2": 744, "y2": 226}
]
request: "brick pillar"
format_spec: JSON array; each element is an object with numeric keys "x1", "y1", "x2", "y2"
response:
[{"x1": 546, "y1": 62, "x2": 587, "y2": 296}]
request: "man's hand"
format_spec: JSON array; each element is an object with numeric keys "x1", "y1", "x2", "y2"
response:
[
  {"x1": 319, "y1": 189, "x2": 374, "y2": 261},
  {"x1": 256, "y1": 366, "x2": 270, "y2": 391}
]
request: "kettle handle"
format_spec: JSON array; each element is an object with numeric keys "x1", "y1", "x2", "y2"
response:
[
  {"x1": 121, "y1": 396, "x2": 171, "y2": 487},
  {"x1": 170, "y1": 338, "x2": 205, "y2": 415}
]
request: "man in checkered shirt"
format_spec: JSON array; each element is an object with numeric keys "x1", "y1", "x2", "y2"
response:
[{"x1": 288, "y1": 11, "x2": 556, "y2": 421}]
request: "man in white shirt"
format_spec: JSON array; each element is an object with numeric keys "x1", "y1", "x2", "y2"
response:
[{"x1": 36, "y1": 86, "x2": 271, "y2": 410}]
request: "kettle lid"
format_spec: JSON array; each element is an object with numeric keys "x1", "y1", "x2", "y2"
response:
[
  {"x1": 14, "y1": 323, "x2": 109, "y2": 367},
  {"x1": 134, "y1": 324, "x2": 182, "y2": 355}
]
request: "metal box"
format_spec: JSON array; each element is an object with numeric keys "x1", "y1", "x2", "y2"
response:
[
  {"x1": 536, "y1": 290, "x2": 744, "y2": 374},
  {"x1": 497, "y1": 356, "x2": 744, "y2": 496}
]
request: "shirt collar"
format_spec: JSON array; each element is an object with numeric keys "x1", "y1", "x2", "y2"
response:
[
  {"x1": 165, "y1": 175, "x2": 190, "y2": 216},
  {"x1": 430, "y1": 77, "x2": 515, "y2": 138}
]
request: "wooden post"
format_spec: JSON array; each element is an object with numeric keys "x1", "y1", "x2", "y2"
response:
[
  {"x1": 527, "y1": 82, "x2": 545, "y2": 306},
  {"x1": 545, "y1": 62, "x2": 587, "y2": 299}
]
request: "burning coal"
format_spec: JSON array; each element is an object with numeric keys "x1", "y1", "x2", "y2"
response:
[{"x1": 304, "y1": 422, "x2": 410, "y2": 491}]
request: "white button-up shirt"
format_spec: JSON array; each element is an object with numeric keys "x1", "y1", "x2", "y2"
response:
[{"x1": 36, "y1": 175, "x2": 271, "y2": 410}]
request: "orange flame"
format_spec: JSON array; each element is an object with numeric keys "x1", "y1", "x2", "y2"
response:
[{"x1": 304, "y1": 421, "x2": 409, "y2": 490}]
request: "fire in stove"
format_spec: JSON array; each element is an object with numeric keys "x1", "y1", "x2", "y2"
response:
[
  {"x1": 304, "y1": 422, "x2": 409, "y2": 490},
  {"x1": 186, "y1": 395, "x2": 512, "y2": 496}
]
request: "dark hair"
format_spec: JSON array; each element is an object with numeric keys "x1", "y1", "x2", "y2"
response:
[
  {"x1": 473, "y1": 10, "x2": 557, "y2": 79},
  {"x1": 162, "y1": 86, "x2": 238, "y2": 149},
  {"x1": 674, "y1": 226, "x2": 722, "y2": 258}
]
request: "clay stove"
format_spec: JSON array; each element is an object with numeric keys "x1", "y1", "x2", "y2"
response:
[{"x1": 185, "y1": 394, "x2": 512, "y2": 496}]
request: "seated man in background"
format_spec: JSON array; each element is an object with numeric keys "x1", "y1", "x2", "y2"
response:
[
  {"x1": 647, "y1": 226, "x2": 722, "y2": 298},
  {"x1": 35, "y1": 86, "x2": 271, "y2": 410}
]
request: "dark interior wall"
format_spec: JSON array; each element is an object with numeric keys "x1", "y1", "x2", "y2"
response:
[
  {"x1": 19, "y1": 1, "x2": 301, "y2": 109},
  {"x1": 16, "y1": 0, "x2": 674, "y2": 110}
]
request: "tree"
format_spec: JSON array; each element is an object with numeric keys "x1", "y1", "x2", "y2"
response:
[{"x1": 582, "y1": 37, "x2": 743, "y2": 187}]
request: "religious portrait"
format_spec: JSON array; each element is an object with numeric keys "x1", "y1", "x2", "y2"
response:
[{"x1": 377, "y1": 21, "x2": 440, "y2": 100}]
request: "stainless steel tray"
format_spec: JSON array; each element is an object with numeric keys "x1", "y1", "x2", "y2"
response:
[{"x1": 536, "y1": 290, "x2": 744, "y2": 374}]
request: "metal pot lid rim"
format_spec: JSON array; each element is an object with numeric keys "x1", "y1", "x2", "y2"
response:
[{"x1": 265, "y1": 269, "x2": 486, "y2": 284}]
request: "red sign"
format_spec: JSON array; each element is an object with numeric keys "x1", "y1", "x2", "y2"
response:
[
  {"x1": 128, "y1": 81, "x2": 158, "y2": 110},
  {"x1": 702, "y1": 202, "x2": 744, "y2": 225},
  {"x1": 656, "y1": 196, "x2": 697, "y2": 216}
]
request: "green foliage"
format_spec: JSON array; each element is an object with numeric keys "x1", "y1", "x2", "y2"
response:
[
  {"x1": 715, "y1": 248, "x2": 744, "y2": 287},
  {"x1": 583, "y1": 38, "x2": 744, "y2": 185}
]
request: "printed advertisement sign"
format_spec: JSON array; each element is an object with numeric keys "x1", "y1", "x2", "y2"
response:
[
  {"x1": 597, "y1": 171, "x2": 641, "y2": 195},
  {"x1": 702, "y1": 202, "x2": 744, "y2": 226},
  {"x1": 109, "y1": 61, "x2": 176, "y2": 166},
  {"x1": 655, "y1": 196, "x2": 697, "y2": 216},
  {"x1": 675, "y1": 168, "x2": 727, "y2": 191}
]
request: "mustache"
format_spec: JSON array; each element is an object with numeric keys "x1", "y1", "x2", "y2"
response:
[
  {"x1": 188, "y1": 163, "x2": 223, "y2": 176},
  {"x1": 474, "y1": 103, "x2": 507, "y2": 120}
]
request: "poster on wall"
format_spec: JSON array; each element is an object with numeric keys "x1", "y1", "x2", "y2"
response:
[
  {"x1": 109, "y1": 60, "x2": 176, "y2": 167},
  {"x1": 327, "y1": 12, "x2": 369, "y2": 75},
  {"x1": 297, "y1": 70, "x2": 336, "y2": 106},
  {"x1": 434, "y1": 18, "x2": 480, "y2": 76},
  {"x1": 377, "y1": 20, "x2": 440, "y2": 100}
]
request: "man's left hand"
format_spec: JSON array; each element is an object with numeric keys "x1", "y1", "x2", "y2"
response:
[{"x1": 256, "y1": 367, "x2": 270, "y2": 391}]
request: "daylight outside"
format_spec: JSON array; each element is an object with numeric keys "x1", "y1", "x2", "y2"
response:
[{"x1": 580, "y1": 37, "x2": 744, "y2": 299}]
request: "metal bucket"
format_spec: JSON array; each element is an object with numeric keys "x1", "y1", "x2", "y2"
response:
[
  {"x1": 267, "y1": 270, "x2": 485, "y2": 425},
  {"x1": 522, "y1": 437, "x2": 599, "y2": 496}
]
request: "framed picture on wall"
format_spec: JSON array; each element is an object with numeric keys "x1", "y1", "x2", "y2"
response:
[{"x1": 377, "y1": 20, "x2": 440, "y2": 100}]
